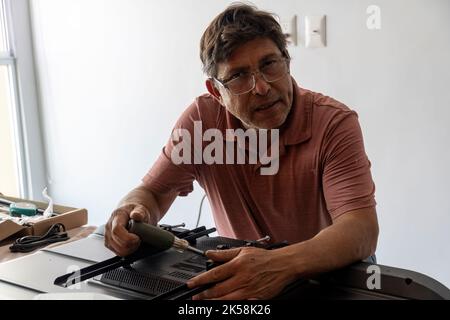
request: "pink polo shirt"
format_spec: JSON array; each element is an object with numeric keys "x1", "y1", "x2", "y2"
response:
[{"x1": 142, "y1": 80, "x2": 376, "y2": 244}]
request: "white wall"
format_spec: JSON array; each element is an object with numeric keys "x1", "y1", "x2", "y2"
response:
[{"x1": 29, "y1": 0, "x2": 450, "y2": 287}]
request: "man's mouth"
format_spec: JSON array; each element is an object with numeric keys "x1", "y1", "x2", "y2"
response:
[{"x1": 255, "y1": 99, "x2": 281, "y2": 112}]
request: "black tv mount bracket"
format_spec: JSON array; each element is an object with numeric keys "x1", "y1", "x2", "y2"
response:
[{"x1": 53, "y1": 223, "x2": 288, "y2": 299}]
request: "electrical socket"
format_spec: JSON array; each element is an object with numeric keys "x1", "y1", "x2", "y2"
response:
[
  {"x1": 279, "y1": 15, "x2": 298, "y2": 46},
  {"x1": 305, "y1": 15, "x2": 326, "y2": 48}
]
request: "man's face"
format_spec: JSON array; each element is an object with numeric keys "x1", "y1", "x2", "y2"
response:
[{"x1": 210, "y1": 38, "x2": 293, "y2": 129}]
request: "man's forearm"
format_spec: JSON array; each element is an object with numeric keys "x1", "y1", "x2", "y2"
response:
[
  {"x1": 117, "y1": 185, "x2": 163, "y2": 225},
  {"x1": 278, "y1": 207, "x2": 379, "y2": 279}
]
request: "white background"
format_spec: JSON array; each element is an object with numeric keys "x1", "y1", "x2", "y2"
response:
[{"x1": 28, "y1": 0, "x2": 450, "y2": 287}]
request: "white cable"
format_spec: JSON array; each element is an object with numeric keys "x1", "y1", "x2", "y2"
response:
[
  {"x1": 42, "y1": 187, "x2": 54, "y2": 218},
  {"x1": 195, "y1": 194, "x2": 207, "y2": 228}
]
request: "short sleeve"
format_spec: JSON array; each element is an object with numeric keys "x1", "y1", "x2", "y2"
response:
[
  {"x1": 142, "y1": 102, "x2": 203, "y2": 197},
  {"x1": 321, "y1": 112, "x2": 376, "y2": 219}
]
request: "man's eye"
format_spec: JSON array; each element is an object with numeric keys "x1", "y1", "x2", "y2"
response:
[
  {"x1": 261, "y1": 60, "x2": 277, "y2": 68},
  {"x1": 226, "y1": 72, "x2": 245, "y2": 82}
]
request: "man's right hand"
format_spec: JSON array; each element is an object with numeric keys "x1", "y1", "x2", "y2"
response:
[{"x1": 104, "y1": 203, "x2": 151, "y2": 257}]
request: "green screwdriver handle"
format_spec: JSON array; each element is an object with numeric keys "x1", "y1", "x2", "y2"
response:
[{"x1": 127, "y1": 220, "x2": 175, "y2": 251}]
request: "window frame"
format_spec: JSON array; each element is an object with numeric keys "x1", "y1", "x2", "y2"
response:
[{"x1": 0, "y1": 0, "x2": 46, "y2": 200}]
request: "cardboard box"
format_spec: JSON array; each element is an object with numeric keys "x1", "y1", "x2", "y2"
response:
[{"x1": 0, "y1": 195, "x2": 88, "y2": 242}]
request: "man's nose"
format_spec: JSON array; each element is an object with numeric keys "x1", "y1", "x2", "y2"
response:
[{"x1": 252, "y1": 73, "x2": 271, "y2": 96}]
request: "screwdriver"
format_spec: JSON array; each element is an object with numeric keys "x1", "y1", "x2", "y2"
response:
[{"x1": 127, "y1": 220, "x2": 206, "y2": 256}]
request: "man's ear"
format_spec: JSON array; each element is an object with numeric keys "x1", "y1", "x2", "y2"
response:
[{"x1": 206, "y1": 79, "x2": 224, "y2": 105}]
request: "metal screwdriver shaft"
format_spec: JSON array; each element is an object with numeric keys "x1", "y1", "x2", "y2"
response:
[{"x1": 173, "y1": 237, "x2": 206, "y2": 256}]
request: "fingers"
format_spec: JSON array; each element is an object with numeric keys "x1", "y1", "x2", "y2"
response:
[
  {"x1": 187, "y1": 260, "x2": 235, "y2": 289},
  {"x1": 111, "y1": 211, "x2": 140, "y2": 244},
  {"x1": 198, "y1": 289, "x2": 248, "y2": 300},
  {"x1": 105, "y1": 234, "x2": 138, "y2": 257},
  {"x1": 104, "y1": 205, "x2": 142, "y2": 256},
  {"x1": 187, "y1": 247, "x2": 285, "y2": 300},
  {"x1": 191, "y1": 276, "x2": 245, "y2": 300},
  {"x1": 205, "y1": 248, "x2": 242, "y2": 262},
  {"x1": 190, "y1": 274, "x2": 264, "y2": 300},
  {"x1": 187, "y1": 248, "x2": 242, "y2": 288},
  {"x1": 130, "y1": 204, "x2": 150, "y2": 223}
]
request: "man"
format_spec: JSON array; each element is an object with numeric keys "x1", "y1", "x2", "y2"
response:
[{"x1": 105, "y1": 4, "x2": 379, "y2": 300}]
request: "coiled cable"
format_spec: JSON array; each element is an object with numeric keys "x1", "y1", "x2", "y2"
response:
[{"x1": 9, "y1": 223, "x2": 69, "y2": 253}]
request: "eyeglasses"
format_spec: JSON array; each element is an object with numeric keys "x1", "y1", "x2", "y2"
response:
[{"x1": 214, "y1": 57, "x2": 290, "y2": 96}]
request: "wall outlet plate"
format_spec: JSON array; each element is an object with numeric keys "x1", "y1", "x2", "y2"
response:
[
  {"x1": 279, "y1": 15, "x2": 298, "y2": 46},
  {"x1": 305, "y1": 15, "x2": 326, "y2": 48}
]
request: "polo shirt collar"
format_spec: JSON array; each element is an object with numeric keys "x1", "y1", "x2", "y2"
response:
[{"x1": 281, "y1": 79, "x2": 312, "y2": 146}]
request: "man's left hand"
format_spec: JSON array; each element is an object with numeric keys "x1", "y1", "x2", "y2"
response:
[{"x1": 186, "y1": 247, "x2": 296, "y2": 300}]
